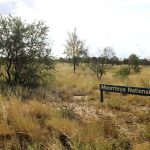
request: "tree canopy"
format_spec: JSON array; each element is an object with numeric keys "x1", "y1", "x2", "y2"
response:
[
  {"x1": 90, "y1": 47, "x2": 116, "y2": 80},
  {"x1": 64, "y1": 28, "x2": 87, "y2": 73},
  {"x1": 0, "y1": 15, "x2": 53, "y2": 87},
  {"x1": 129, "y1": 53, "x2": 141, "y2": 73}
]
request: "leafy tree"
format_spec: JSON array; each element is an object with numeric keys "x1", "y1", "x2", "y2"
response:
[
  {"x1": 110, "y1": 56, "x2": 120, "y2": 65},
  {"x1": 122, "y1": 58, "x2": 129, "y2": 65},
  {"x1": 0, "y1": 15, "x2": 53, "y2": 87},
  {"x1": 129, "y1": 54, "x2": 141, "y2": 73},
  {"x1": 141, "y1": 58, "x2": 150, "y2": 65},
  {"x1": 101, "y1": 47, "x2": 115, "y2": 64},
  {"x1": 90, "y1": 47, "x2": 115, "y2": 80},
  {"x1": 64, "y1": 28, "x2": 87, "y2": 73}
]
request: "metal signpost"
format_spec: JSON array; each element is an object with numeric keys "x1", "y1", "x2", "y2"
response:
[{"x1": 100, "y1": 84, "x2": 150, "y2": 103}]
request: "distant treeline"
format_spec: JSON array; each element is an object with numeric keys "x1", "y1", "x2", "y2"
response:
[{"x1": 57, "y1": 57, "x2": 150, "y2": 65}]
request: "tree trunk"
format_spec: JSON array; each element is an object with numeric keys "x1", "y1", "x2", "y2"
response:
[
  {"x1": 6, "y1": 60, "x2": 12, "y2": 85},
  {"x1": 97, "y1": 72, "x2": 100, "y2": 80},
  {"x1": 6, "y1": 49, "x2": 12, "y2": 85},
  {"x1": 73, "y1": 63, "x2": 76, "y2": 74},
  {"x1": 73, "y1": 56, "x2": 76, "y2": 74}
]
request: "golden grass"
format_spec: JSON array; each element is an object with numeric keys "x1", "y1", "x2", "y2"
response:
[
  {"x1": 46, "y1": 118, "x2": 78, "y2": 137},
  {"x1": 0, "y1": 123, "x2": 14, "y2": 137},
  {"x1": 6, "y1": 100, "x2": 42, "y2": 140},
  {"x1": 53, "y1": 63, "x2": 150, "y2": 106},
  {"x1": 0, "y1": 63, "x2": 149, "y2": 149},
  {"x1": 53, "y1": 63, "x2": 98, "y2": 98},
  {"x1": 133, "y1": 142, "x2": 150, "y2": 150}
]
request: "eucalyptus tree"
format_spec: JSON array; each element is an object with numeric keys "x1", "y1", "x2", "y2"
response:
[{"x1": 64, "y1": 28, "x2": 87, "y2": 73}]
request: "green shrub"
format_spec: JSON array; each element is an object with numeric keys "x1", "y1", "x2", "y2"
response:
[
  {"x1": 115, "y1": 67, "x2": 130, "y2": 78},
  {"x1": 129, "y1": 53, "x2": 141, "y2": 73},
  {"x1": 111, "y1": 138, "x2": 132, "y2": 150},
  {"x1": 59, "y1": 108, "x2": 78, "y2": 121},
  {"x1": 144, "y1": 124, "x2": 150, "y2": 141}
]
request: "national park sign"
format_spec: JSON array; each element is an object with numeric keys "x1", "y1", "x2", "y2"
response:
[{"x1": 99, "y1": 84, "x2": 150, "y2": 102}]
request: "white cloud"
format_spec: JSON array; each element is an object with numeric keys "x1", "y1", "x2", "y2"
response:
[{"x1": 1, "y1": 0, "x2": 150, "y2": 58}]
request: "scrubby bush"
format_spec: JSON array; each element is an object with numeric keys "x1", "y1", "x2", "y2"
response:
[
  {"x1": 0, "y1": 15, "x2": 54, "y2": 87},
  {"x1": 115, "y1": 66, "x2": 130, "y2": 78},
  {"x1": 129, "y1": 54, "x2": 141, "y2": 73},
  {"x1": 89, "y1": 47, "x2": 115, "y2": 80}
]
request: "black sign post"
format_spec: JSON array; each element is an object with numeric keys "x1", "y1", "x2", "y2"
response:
[
  {"x1": 100, "y1": 89, "x2": 104, "y2": 103},
  {"x1": 100, "y1": 84, "x2": 150, "y2": 103}
]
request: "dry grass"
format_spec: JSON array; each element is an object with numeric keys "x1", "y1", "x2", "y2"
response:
[{"x1": 0, "y1": 63, "x2": 149, "y2": 149}]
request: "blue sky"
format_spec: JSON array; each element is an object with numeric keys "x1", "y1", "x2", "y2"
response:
[{"x1": 0, "y1": 0, "x2": 150, "y2": 58}]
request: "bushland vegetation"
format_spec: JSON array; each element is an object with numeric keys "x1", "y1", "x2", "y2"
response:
[
  {"x1": 0, "y1": 15, "x2": 149, "y2": 150},
  {"x1": 0, "y1": 15, "x2": 54, "y2": 87}
]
